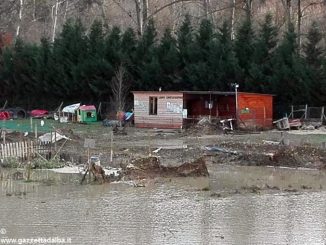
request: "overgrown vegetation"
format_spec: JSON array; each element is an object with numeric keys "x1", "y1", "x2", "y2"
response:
[
  {"x1": 0, "y1": 15, "x2": 325, "y2": 113},
  {"x1": 0, "y1": 158, "x2": 64, "y2": 169}
]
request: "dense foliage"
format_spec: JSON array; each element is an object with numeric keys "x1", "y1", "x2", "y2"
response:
[{"x1": 0, "y1": 15, "x2": 325, "y2": 110}]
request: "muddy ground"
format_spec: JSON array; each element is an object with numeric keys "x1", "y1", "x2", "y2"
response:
[
  {"x1": 0, "y1": 120, "x2": 326, "y2": 197},
  {"x1": 1, "y1": 119, "x2": 325, "y2": 171},
  {"x1": 53, "y1": 123, "x2": 325, "y2": 170}
]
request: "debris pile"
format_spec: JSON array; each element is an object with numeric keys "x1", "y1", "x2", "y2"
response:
[
  {"x1": 186, "y1": 117, "x2": 222, "y2": 135},
  {"x1": 207, "y1": 143, "x2": 326, "y2": 169},
  {"x1": 122, "y1": 156, "x2": 209, "y2": 180}
]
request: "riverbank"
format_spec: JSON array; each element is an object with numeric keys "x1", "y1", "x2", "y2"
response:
[
  {"x1": 0, "y1": 120, "x2": 325, "y2": 195},
  {"x1": 1, "y1": 161, "x2": 326, "y2": 198}
]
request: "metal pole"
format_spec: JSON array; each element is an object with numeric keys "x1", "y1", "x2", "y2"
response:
[
  {"x1": 236, "y1": 87, "x2": 238, "y2": 126},
  {"x1": 209, "y1": 92, "x2": 212, "y2": 121}
]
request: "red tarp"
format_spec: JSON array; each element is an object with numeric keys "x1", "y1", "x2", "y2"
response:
[
  {"x1": 30, "y1": 109, "x2": 49, "y2": 118},
  {"x1": 0, "y1": 111, "x2": 10, "y2": 120}
]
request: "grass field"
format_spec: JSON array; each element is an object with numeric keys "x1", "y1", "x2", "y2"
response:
[{"x1": 0, "y1": 118, "x2": 102, "y2": 134}]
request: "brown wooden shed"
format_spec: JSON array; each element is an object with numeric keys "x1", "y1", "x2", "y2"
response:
[{"x1": 132, "y1": 91, "x2": 273, "y2": 129}]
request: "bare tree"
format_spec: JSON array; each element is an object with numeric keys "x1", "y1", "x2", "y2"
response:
[
  {"x1": 111, "y1": 65, "x2": 129, "y2": 113},
  {"x1": 16, "y1": 0, "x2": 24, "y2": 37},
  {"x1": 297, "y1": 0, "x2": 325, "y2": 52},
  {"x1": 134, "y1": 0, "x2": 143, "y2": 35},
  {"x1": 231, "y1": 0, "x2": 236, "y2": 39},
  {"x1": 281, "y1": 0, "x2": 292, "y2": 28},
  {"x1": 52, "y1": 0, "x2": 61, "y2": 42}
]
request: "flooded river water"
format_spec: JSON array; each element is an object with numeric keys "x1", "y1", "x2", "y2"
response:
[{"x1": 1, "y1": 165, "x2": 326, "y2": 245}]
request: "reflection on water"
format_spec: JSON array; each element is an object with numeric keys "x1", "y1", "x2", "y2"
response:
[{"x1": 0, "y1": 168, "x2": 326, "y2": 245}]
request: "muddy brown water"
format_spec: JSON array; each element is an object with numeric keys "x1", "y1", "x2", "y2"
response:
[{"x1": 1, "y1": 165, "x2": 326, "y2": 244}]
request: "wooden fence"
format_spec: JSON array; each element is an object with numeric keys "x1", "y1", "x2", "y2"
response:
[{"x1": 0, "y1": 140, "x2": 51, "y2": 160}]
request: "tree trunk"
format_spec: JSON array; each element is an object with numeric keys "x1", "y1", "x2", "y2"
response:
[
  {"x1": 63, "y1": 0, "x2": 69, "y2": 21},
  {"x1": 231, "y1": 0, "x2": 236, "y2": 40},
  {"x1": 135, "y1": 0, "x2": 143, "y2": 35},
  {"x1": 33, "y1": 0, "x2": 36, "y2": 21},
  {"x1": 111, "y1": 65, "x2": 129, "y2": 112},
  {"x1": 52, "y1": 0, "x2": 59, "y2": 42},
  {"x1": 297, "y1": 0, "x2": 302, "y2": 52},
  {"x1": 286, "y1": 0, "x2": 292, "y2": 28},
  {"x1": 98, "y1": 0, "x2": 109, "y2": 28},
  {"x1": 203, "y1": 0, "x2": 209, "y2": 18},
  {"x1": 142, "y1": 0, "x2": 149, "y2": 24},
  {"x1": 16, "y1": 0, "x2": 23, "y2": 38},
  {"x1": 244, "y1": 0, "x2": 252, "y2": 20}
]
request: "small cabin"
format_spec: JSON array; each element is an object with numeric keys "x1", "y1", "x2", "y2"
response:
[
  {"x1": 132, "y1": 91, "x2": 273, "y2": 129},
  {"x1": 77, "y1": 105, "x2": 97, "y2": 123}
]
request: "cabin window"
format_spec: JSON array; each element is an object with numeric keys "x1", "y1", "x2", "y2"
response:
[
  {"x1": 149, "y1": 97, "x2": 158, "y2": 115},
  {"x1": 86, "y1": 111, "x2": 92, "y2": 118}
]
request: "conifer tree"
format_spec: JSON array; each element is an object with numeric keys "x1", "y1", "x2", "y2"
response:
[
  {"x1": 271, "y1": 23, "x2": 310, "y2": 105},
  {"x1": 234, "y1": 18, "x2": 255, "y2": 90},
  {"x1": 135, "y1": 19, "x2": 160, "y2": 90},
  {"x1": 52, "y1": 19, "x2": 88, "y2": 99},
  {"x1": 210, "y1": 21, "x2": 239, "y2": 90},
  {"x1": 157, "y1": 28, "x2": 180, "y2": 89},
  {"x1": 85, "y1": 21, "x2": 113, "y2": 100},
  {"x1": 249, "y1": 14, "x2": 278, "y2": 92},
  {"x1": 186, "y1": 19, "x2": 215, "y2": 90},
  {"x1": 177, "y1": 15, "x2": 194, "y2": 89},
  {"x1": 105, "y1": 26, "x2": 122, "y2": 67},
  {"x1": 303, "y1": 22, "x2": 325, "y2": 105},
  {"x1": 11, "y1": 39, "x2": 39, "y2": 105}
]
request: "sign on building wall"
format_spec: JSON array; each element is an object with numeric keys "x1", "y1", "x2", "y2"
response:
[
  {"x1": 166, "y1": 102, "x2": 182, "y2": 114},
  {"x1": 182, "y1": 109, "x2": 188, "y2": 118}
]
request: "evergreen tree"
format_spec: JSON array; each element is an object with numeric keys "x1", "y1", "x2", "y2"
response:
[
  {"x1": 271, "y1": 23, "x2": 310, "y2": 105},
  {"x1": 120, "y1": 27, "x2": 137, "y2": 87},
  {"x1": 135, "y1": 19, "x2": 160, "y2": 90},
  {"x1": 157, "y1": 28, "x2": 180, "y2": 89},
  {"x1": 303, "y1": 21, "x2": 325, "y2": 105},
  {"x1": 120, "y1": 27, "x2": 137, "y2": 65},
  {"x1": 186, "y1": 19, "x2": 215, "y2": 90},
  {"x1": 35, "y1": 38, "x2": 55, "y2": 102},
  {"x1": 209, "y1": 21, "x2": 239, "y2": 90},
  {"x1": 249, "y1": 14, "x2": 278, "y2": 92},
  {"x1": 88, "y1": 20, "x2": 105, "y2": 57},
  {"x1": 52, "y1": 19, "x2": 89, "y2": 100},
  {"x1": 177, "y1": 14, "x2": 194, "y2": 89},
  {"x1": 105, "y1": 26, "x2": 122, "y2": 66},
  {"x1": 10, "y1": 39, "x2": 39, "y2": 105},
  {"x1": 85, "y1": 21, "x2": 113, "y2": 100},
  {"x1": 234, "y1": 18, "x2": 255, "y2": 90}
]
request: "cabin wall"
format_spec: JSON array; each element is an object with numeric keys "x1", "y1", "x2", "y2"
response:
[
  {"x1": 184, "y1": 94, "x2": 219, "y2": 118},
  {"x1": 217, "y1": 95, "x2": 236, "y2": 118},
  {"x1": 133, "y1": 92, "x2": 183, "y2": 129},
  {"x1": 238, "y1": 93, "x2": 273, "y2": 128}
]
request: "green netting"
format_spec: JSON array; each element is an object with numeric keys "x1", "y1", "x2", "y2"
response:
[{"x1": 0, "y1": 119, "x2": 54, "y2": 133}]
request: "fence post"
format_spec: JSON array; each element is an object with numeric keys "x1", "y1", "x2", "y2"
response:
[
  {"x1": 305, "y1": 104, "x2": 308, "y2": 120},
  {"x1": 263, "y1": 106, "x2": 266, "y2": 128},
  {"x1": 54, "y1": 131, "x2": 57, "y2": 151},
  {"x1": 321, "y1": 107, "x2": 325, "y2": 122},
  {"x1": 30, "y1": 117, "x2": 33, "y2": 132},
  {"x1": 110, "y1": 131, "x2": 114, "y2": 164},
  {"x1": 35, "y1": 124, "x2": 38, "y2": 139}
]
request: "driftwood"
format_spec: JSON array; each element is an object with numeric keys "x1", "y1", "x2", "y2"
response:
[{"x1": 80, "y1": 163, "x2": 107, "y2": 184}]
